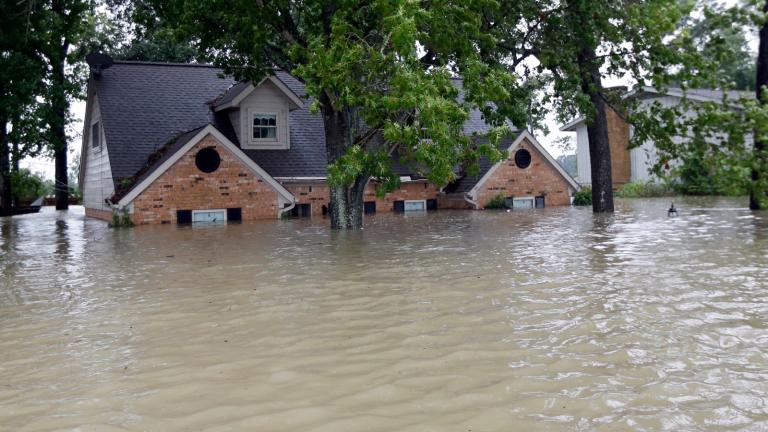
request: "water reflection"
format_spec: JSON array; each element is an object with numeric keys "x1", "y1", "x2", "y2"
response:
[{"x1": 1, "y1": 199, "x2": 767, "y2": 431}]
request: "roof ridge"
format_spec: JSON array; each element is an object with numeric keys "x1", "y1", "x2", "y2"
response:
[
  {"x1": 111, "y1": 60, "x2": 290, "y2": 73},
  {"x1": 112, "y1": 60, "x2": 218, "y2": 67}
]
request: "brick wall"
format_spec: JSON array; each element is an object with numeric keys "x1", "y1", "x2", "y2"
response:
[
  {"x1": 606, "y1": 107, "x2": 631, "y2": 186},
  {"x1": 130, "y1": 135, "x2": 280, "y2": 224},
  {"x1": 366, "y1": 181, "x2": 441, "y2": 212},
  {"x1": 85, "y1": 207, "x2": 112, "y2": 222},
  {"x1": 284, "y1": 181, "x2": 442, "y2": 216},
  {"x1": 474, "y1": 138, "x2": 573, "y2": 208}
]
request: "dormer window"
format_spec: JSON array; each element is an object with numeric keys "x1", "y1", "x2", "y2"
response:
[{"x1": 252, "y1": 113, "x2": 277, "y2": 140}]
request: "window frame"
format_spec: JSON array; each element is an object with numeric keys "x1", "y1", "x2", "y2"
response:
[
  {"x1": 250, "y1": 112, "x2": 279, "y2": 142},
  {"x1": 191, "y1": 209, "x2": 228, "y2": 223},
  {"x1": 91, "y1": 121, "x2": 101, "y2": 150},
  {"x1": 512, "y1": 197, "x2": 535, "y2": 209},
  {"x1": 403, "y1": 199, "x2": 427, "y2": 212}
]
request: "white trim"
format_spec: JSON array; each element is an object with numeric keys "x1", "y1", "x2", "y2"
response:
[
  {"x1": 192, "y1": 208, "x2": 227, "y2": 223},
  {"x1": 404, "y1": 199, "x2": 427, "y2": 212},
  {"x1": 511, "y1": 196, "x2": 535, "y2": 209},
  {"x1": 560, "y1": 117, "x2": 585, "y2": 132},
  {"x1": 117, "y1": 125, "x2": 296, "y2": 218},
  {"x1": 213, "y1": 76, "x2": 304, "y2": 112},
  {"x1": 274, "y1": 176, "x2": 327, "y2": 182},
  {"x1": 249, "y1": 112, "x2": 279, "y2": 142},
  {"x1": 467, "y1": 131, "x2": 581, "y2": 201}
]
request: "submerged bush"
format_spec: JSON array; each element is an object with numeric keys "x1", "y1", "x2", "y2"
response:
[
  {"x1": 10, "y1": 169, "x2": 51, "y2": 204},
  {"x1": 110, "y1": 207, "x2": 134, "y2": 228},
  {"x1": 615, "y1": 181, "x2": 675, "y2": 198},
  {"x1": 484, "y1": 193, "x2": 509, "y2": 209},
  {"x1": 572, "y1": 187, "x2": 592, "y2": 206}
]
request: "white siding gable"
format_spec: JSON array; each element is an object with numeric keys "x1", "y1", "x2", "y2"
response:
[
  {"x1": 237, "y1": 80, "x2": 291, "y2": 150},
  {"x1": 82, "y1": 95, "x2": 115, "y2": 211}
]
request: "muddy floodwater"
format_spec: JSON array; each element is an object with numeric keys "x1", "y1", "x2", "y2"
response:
[{"x1": 1, "y1": 198, "x2": 768, "y2": 431}]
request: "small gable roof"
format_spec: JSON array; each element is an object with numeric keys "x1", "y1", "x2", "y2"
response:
[
  {"x1": 210, "y1": 75, "x2": 304, "y2": 111},
  {"x1": 450, "y1": 131, "x2": 579, "y2": 195},
  {"x1": 114, "y1": 124, "x2": 295, "y2": 207}
]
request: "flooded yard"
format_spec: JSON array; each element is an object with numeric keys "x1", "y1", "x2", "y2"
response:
[{"x1": 1, "y1": 197, "x2": 767, "y2": 431}]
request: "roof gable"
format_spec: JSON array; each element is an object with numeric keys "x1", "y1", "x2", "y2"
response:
[
  {"x1": 210, "y1": 76, "x2": 304, "y2": 111},
  {"x1": 452, "y1": 131, "x2": 579, "y2": 195},
  {"x1": 116, "y1": 124, "x2": 295, "y2": 207}
]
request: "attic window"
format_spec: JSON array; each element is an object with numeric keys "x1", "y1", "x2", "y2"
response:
[
  {"x1": 515, "y1": 148, "x2": 532, "y2": 169},
  {"x1": 91, "y1": 122, "x2": 100, "y2": 148},
  {"x1": 252, "y1": 113, "x2": 277, "y2": 140},
  {"x1": 195, "y1": 147, "x2": 221, "y2": 173}
]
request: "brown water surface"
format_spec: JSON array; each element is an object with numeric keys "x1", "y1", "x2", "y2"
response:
[{"x1": 1, "y1": 198, "x2": 767, "y2": 431}]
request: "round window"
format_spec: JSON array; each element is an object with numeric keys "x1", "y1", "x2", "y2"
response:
[
  {"x1": 514, "y1": 148, "x2": 532, "y2": 169},
  {"x1": 195, "y1": 147, "x2": 221, "y2": 173}
]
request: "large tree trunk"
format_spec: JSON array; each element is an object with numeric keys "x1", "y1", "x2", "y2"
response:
[
  {"x1": 0, "y1": 121, "x2": 12, "y2": 216},
  {"x1": 11, "y1": 139, "x2": 19, "y2": 174},
  {"x1": 321, "y1": 98, "x2": 368, "y2": 230},
  {"x1": 750, "y1": 0, "x2": 768, "y2": 210},
  {"x1": 578, "y1": 45, "x2": 615, "y2": 213},
  {"x1": 52, "y1": 44, "x2": 69, "y2": 211}
]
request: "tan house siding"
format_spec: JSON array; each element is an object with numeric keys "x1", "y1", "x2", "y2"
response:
[
  {"x1": 606, "y1": 107, "x2": 631, "y2": 187},
  {"x1": 85, "y1": 207, "x2": 113, "y2": 222},
  {"x1": 131, "y1": 136, "x2": 280, "y2": 224},
  {"x1": 474, "y1": 138, "x2": 573, "y2": 208},
  {"x1": 439, "y1": 194, "x2": 473, "y2": 209}
]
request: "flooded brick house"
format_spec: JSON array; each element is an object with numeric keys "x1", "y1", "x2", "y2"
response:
[{"x1": 79, "y1": 55, "x2": 579, "y2": 224}]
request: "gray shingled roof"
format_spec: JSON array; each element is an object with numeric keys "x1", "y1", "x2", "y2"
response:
[
  {"x1": 446, "y1": 136, "x2": 516, "y2": 194},
  {"x1": 95, "y1": 62, "x2": 236, "y2": 182},
  {"x1": 94, "y1": 61, "x2": 501, "y2": 184}
]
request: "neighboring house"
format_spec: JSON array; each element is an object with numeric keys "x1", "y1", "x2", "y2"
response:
[
  {"x1": 79, "y1": 55, "x2": 578, "y2": 224},
  {"x1": 560, "y1": 87, "x2": 754, "y2": 188}
]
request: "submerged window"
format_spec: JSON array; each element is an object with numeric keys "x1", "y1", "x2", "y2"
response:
[
  {"x1": 514, "y1": 148, "x2": 532, "y2": 169},
  {"x1": 252, "y1": 113, "x2": 277, "y2": 139},
  {"x1": 195, "y1": 147, "x2": 221, "y2": 173},
  {"x1": 290, "y1": 203, "x2": 311, "y2": 217},
  {"x1": 364, "y1": 201, "x2": 376, "y2": 214},
  {"x1": 404, "y1": 200, "x2": 427, "y2": 212},
  {"x1": 91, "y1": 122, "x2": 100, "y2": 148},
  {"x1": 177, "y1": 209, "x2": 192, "y2": 224},
  {"x1": 192, "y1": 209, "x2": 227, "y2": 223},
  {"x1": 227, "y1": 208, "x2": 242, "y2": 222},
  {"x1": 512, "y1": 197, "x2": 534, "y2": 209}
]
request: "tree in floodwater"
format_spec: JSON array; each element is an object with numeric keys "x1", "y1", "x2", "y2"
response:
[
  {"x1": 682, "y1": 0, "x2": 758, "y2": 92},
  {"x1": 0, "y1": 1, "x2": 50, "y2": 216},
  {"x1": 484, "y1": 0, "x2": 723, "y2": 213},
  {"x1": 35, "y1": 0, "x2": 92, "y2": 210},
  {"x1": 134, "y1": 0, "x2": 524, "y2": 230}
]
